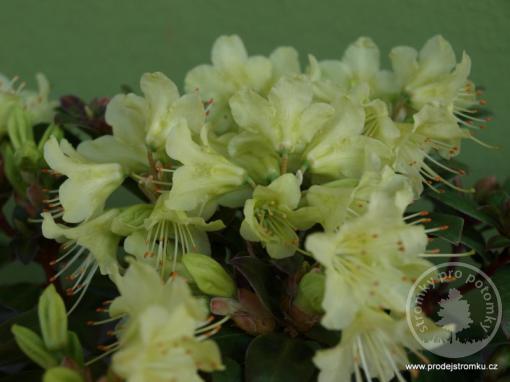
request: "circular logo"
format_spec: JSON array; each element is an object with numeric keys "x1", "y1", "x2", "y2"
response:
[{"x1": 406, "y1": 262, "x2": 501, "y2": 358}]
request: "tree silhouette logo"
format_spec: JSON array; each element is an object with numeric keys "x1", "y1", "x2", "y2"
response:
[
  {"x1": 406, "y1": 262, "x2": 502, "y2": 358},
  {"x1": 437, "y1": 288, "x2": 473, "y2": 343}
]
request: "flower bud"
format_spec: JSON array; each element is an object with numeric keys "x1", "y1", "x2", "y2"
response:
[
  {"x1": 43, "y1": 367, "x2": 84, "y2": 382},
  {"x1": 7, "y1": 106, "x2": 33, "y2": 150},
  {"x1": 210, "y1": 297, "x2": 242, "y2": 316},
  {"x1": 233, "y1": 289, "x2": 275, "y2": 335},
  {"x1": 65, "y1": 331, "x2": 84, "y2": 367},
  {"x1": 182, "y1": 253, "x2": 236, "y2": 297},
  {"x1": 38, "y1": 284, "x2": 68, "y2": 351},
  {"x1": 38, "y1": 124, "x2": 64, "y2": 151},
  {"x1": 0, "y1": 144, "x2": 26, "y2": 195},
  {"x1": 294, "y1": 271, "x2": 325, "y2": 314},
  {"x1": 11, "y1": 325, "x2": 58, "y2": 369},
  {"x1": 110, "y1": 204, "x2": 153, "y2": 236}
]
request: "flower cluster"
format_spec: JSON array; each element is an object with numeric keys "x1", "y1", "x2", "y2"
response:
[{"x1": 35, "y1": 35, "x2": 487, "y2": 381}]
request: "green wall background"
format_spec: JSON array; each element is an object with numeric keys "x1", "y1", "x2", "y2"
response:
[{"x1": 0, "y1": 0, "x2": 508, "y2": 182}]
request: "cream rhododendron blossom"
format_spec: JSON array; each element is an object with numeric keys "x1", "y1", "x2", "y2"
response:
[
  {"x1": 165, "y1": 119, "x2": 247, "y2": 211},
  {"x1": 0, "y1": 73, "x2": 56, "y2": 137},
  {"x1": 305, "y1": 166, "x2": 412, "y2": 232},
  {"x1": 185, "y1": 35, "x2": 272, "y2": 133},
  {"x1": 41, "y1": 210, "x2": 121, "y2": 311},
  {"x1": 314, "y1": 308, "x2": 442, "y2": 382},
  {"x1": 393, "y1": 104, "x2": 471, "y2": 194},
  {"x1": 43, "y1": 136, "x2": 125, "y2": 223},
  {"x1": 303, "y1": 93, "x2": 393, "y2": 178},
  {"x1": 230, "y1": 77, "x2": 334, "y2": 156},
  {"x1": 110, "y1": 262, "x2": 223, "y2": 382},
  {"x1": 79, "y1": 91, "x2": 150, "y2": 172},
  {"x1": 312, "y1": 37, "x2": 398, "y2": 98},
  {"x1": 306, "y1": 191, "x2": 430, "y2": 329},
  {"x1": 137, "y1": 194, "x2": 224, "y2": 274},
  {"x1": 14, "y1": 34, "x2": 492, "y2": 381},
  {"x1": 81, "y1": 71, "x2": 205, "y2": 158},
  {"x1": 390, "y1": 35, "x2": 476, "y2": 115},
  {"x1": 241, "y1": 174, "x2": 318, "y2": 259}
]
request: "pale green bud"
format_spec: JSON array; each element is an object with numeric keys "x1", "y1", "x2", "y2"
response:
[
  {"x1": 43, "y1": 367, "x2": 84, "y2": 382},
  {"x1": 38, "y1": 284, "x2": 68, "y2": 351},
  {"x1": 0, "y1": 143, "x2": 26, "y2": 195},
  {"x1": 65, "y1": 331, "x2": 84, "y2": 367},
  {"x1": 38, "y1": 124, "x2": 64, "y2": 151},
  {"x1": 294, "y1": 271, "x2": 325, "y2": 314},
  {"x1": 183, "y1": 253, "x2": 236, "y2": 297},
  {"x1": 111, "y1": 204, "x2": 153, "y2": 236},
  {"x1": 7, "y1": 106, "x2": 34, "y2": 150},
  {"x1": 11, "y1": 325, "x2": 58, "y2": 369}
]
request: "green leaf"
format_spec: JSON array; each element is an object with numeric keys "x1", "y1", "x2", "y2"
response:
[
  {"x1": 212, "y1": 326, "x2": 253, "y2": 363},
  {"x1": 0, "y1": 308, "x2": 38, "y2": 366},
  {"x1": 229, "y1": 256, "x2": 281, "y2": 317},
  {"x1": 212, "y1": 357, "x2": 242, "y2": 382},
  {"x1": 245, "y1": 334, "x2": 316, "y2": 382},
  {"x1": 303, "y1": 324, "x2": 341, "y2": 347},
  {"x1": 271, "y1": 254, "x2": 303, "y2": 275},
  {"x1": 487, "y1": 236, "x2": 510, "y2": 251},
  {"x1": 0, "y1": 282, "x2": 42, "y2": 311},
  {"x1": 492, "y1": 266, "x2": 510, "y2": 338},
  {"x1": 460, "y1": 225, "x2": 487, "y2": 256},
  {"x1": 427, "y1": 212, "x2": 464, "y2": 244},
  {"x1": 11, "y1": 325, "x2": 58, "y2": 369},
  {"x1": 427, "y1": 190, "x2": 498, "y2": 226}
]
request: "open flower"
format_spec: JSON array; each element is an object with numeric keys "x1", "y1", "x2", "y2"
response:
[
  {"x1": 305, "y1": 166, "x2": 412, "y2": 232},
  {"x1": 241, "y1": 174, "x2": 318, "y2": 258},
  {"x1": 390, "y1": 35, "x2": 481, "y2": 127},
  {"x1": 141, "y1": 72, "x2": 206, "y2": 148},
  {"x1": 314, "y1": 308, "x2": 438, "y2": 382},
  {"x1": 123, "y1": 193, "x2": 225, "y2": 277},
  {"x1": 230, "y1": 76, "x2": 334, "y2": 157},
  {"x1": 43, "y1": 136, "x2": 125, "y2": 223},
  {"x1": 0, "y1": 73, "x2": 56, "y2": 137},
  {"x1": 81, "y1": 90, "x2": 151, "y2": 172},
  {"x1": 41, "y1": 210, "x2": 121, "y2": 312},
  {"x1": 268, "y1": 46, "x2": 301, "y2": 84},
  {"x1": 80, "y1": 71, "x2": 205, "y2": 168},
  {"x1": 185, "y1": 35, "x2": 272, "y2": 133},
  {"x1": 306, "y1": 135, "x2": 392, "y2": 179},
  {"x1": 110, "y1": 262, "x2": 224, "y2": 382},
  {"x1": 305, "y1": 191, "x2": 429, "y2": 329},
  {"x1": 165, "y1": 119, "x2": 247, "y2": 211},
  {"x1": 393, "y1": 104, "x2": 471, "y2": 194},
  {"x1": 362, "y1": 99, "x2": 400, "y2": 145},
  {"x1": 303, "y1": 93, "x2": 393, "y2": 179},
  {"x1": 310, "y1": 37, "x2": 398, "y2": 98}
]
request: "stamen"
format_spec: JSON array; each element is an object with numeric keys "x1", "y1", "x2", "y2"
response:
[
  {"x1": 419, "y1": 250, "x2": 475, "y2": 258},
  {"x1": 195, "y1": 315, "x2": 230, "y2": 335},
  {"x1": 85, "y1": 346, "x2": 119, "y2": 366},
  {"x1": 424, "y1": 225, "x2": 449, "y2": 234},
  {"x1": 468, "y1": 134, "x2": 499, "y2": 149},
  {"x1": 68, "y1": 263, "x2": 99, "y2": 314},
  {"x1": 49, "y1": 247, "x2": 86, "y2": 281},
  {"x1": 356, "y1": 336, "x2": 372, "y2": 382},
  {"x1": 86, "y1": 315, "x2": 124, "y2": 326},
  {"x1": 404, "y1": 211, "x2": 429, "y2": 220}
]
